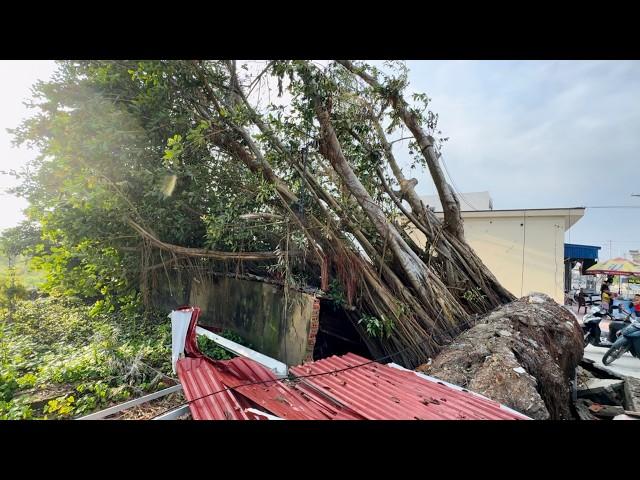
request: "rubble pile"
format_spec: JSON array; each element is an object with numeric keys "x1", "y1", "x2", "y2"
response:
[
  {"x1": 576, "y1": 358, "x2": 640, "y2": 420},
  {"x1": 417, "y1": 293, "x2": 583, "y2": 419}
]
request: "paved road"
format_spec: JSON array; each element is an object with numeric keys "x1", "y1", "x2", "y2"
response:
[
  {"x1": 584, "y1": 344, "x2": 640, "y2": 379},
  {"x1": 565, "y1": 305, "x2": 640, "y2": 378}
]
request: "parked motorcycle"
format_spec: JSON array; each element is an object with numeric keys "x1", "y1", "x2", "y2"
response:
[
  {"x1": 602, "y1": 322, "x2": 640, "y2": 365},
  {"x1": 607, "y1": 312, "x2": 633, "y2": 343},
  {"x1": 582, "y1": 306, "x2": 614, "y2": 347}
]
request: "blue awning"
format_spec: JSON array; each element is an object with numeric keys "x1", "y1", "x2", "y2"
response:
[{"x1": 565, "y1": 243, "x2": 601, "y2": 260}]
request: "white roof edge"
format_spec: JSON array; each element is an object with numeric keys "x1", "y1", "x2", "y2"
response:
[
  {"x1": 387, "y1": 362, "x2": 531, "y2": 419},
  {"x1": 440, "y1": 207, "x2": 586, "y2": 216},
  {"x1": 195, "y1": 326, "x2": 288, "y2": 378}
]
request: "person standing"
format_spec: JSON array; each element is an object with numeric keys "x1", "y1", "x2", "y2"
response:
[
  {"x1": 601, "y1": 283, "x2": 612, "y2": 313},
  {"x1": 576, "y1": 288, "x2": 587, "y2": 314}
]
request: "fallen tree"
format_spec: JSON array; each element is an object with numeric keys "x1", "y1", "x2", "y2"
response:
[
  {"x1": 14, "y1": 60, "x2": 517, "y2": 367},
  {"x1": 12, "y1": 60, "x2": 595, "y2": 421},
  {"x1": 417, "y1": 293, "x2": 584, "y2": 419},
  {"x1": 138, "y1": 60, "x2": 515, "y2": 366}
]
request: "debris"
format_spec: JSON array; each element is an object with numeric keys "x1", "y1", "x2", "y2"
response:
[
  {"x1": 588, "y1": 403, "x2": 625, "y2": 419},
  {"x1": 574, "y1": 399, "x2": 599, "y2": 420},
  {"x1": 513, "y1": 367, "x2": 526, "y2": 374},
  {"x1": 582, "y1": 378, "x2": 625, "y2": 390},
  {"x1": 577, "y1": 378, "x2": 625, "y2": 406},
  {"x1": 613, "y1": 414, "x2": 640, "y2": 420},
  {"x1": 579, "y1": 359, "x2": 625, "y2": 380},
  {"x1": 623, "y1": 376, "x2": 640, "y2": 412}
]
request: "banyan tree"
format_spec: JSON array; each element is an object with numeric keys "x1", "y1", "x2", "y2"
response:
[{"x1": 14, "y1": 60, "x2": 516, "y2": 367}]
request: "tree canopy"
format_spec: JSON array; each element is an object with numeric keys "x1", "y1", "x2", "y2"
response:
[{"x1": 9, "y1": 60, "x2": 513, "y2": 367}]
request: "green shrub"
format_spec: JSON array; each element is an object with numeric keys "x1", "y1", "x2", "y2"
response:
[
  {"x1": 0, "y1": 297, "x2": 173, "y2": 419},
  {"x1": 196, "y1": 330, "x2": 253, "y2": 360}
]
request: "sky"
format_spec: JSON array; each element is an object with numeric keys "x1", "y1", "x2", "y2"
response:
[
  {"x1": 398, "y1": 60, "x2": 640, "y2": 259},
  {"x1": 1, "y1": 60, "x2": 639, "y2": 259},
  {"x1": 0, "y1": 60, "x2": 57, "y2": 231}
]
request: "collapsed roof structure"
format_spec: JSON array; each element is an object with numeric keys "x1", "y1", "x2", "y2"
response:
[{"x1": 173, "y1": 307, "x2": 529, "y2": 420}]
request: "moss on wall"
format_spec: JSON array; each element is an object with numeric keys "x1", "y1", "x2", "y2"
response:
[{"x1": 189, "y1": 276, "x2": 315, "y2": 365}]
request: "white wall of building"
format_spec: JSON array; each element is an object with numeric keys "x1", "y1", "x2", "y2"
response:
[{"x1": 407, "y1": 208, "x2": 584, "y2": 304}]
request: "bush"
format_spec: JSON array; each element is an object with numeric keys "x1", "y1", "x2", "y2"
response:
[{"x1": 197, "y1": 330, "x2": 253, "y2": 360}]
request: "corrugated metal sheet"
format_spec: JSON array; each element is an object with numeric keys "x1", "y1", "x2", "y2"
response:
[
  {"x1": 177, "y1": 356, "x2": 363, "y2": 420},
  {"x1": 175, "y1": 305, "x2": 527, "y2": 420},
  {"x1": 289, "y1": 353, "x2": 528, "y2": 420},
  {"x1": 565, "y1": 243, "x2": 601, "y2": 260},
  {"x1": 178, "y1": 353, "x2": 527, "y2": 420},
  {"x1": 201, "y1": 357, "x2": 329, "y2": 420},
  {"x1": 177, "y1": 358, "x2": 260, "y2": 420}
]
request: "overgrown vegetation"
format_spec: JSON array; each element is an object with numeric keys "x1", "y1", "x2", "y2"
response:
[{"x1": 0, "y1": 296, "x2": 173, "y2": 419}]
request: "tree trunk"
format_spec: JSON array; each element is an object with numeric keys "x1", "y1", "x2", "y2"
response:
[
  {"x1": 337, "y1": 60, "x2": 465, "y2": 242},
  {"x1": 126, "y1": 59, "x2": 517, "y2": 367},
  {"x1": 418, "y1": 293, "x2": 584, "y2": 419}
]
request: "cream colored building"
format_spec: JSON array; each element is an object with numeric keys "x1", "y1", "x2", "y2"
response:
[{"x1": 406, "y1": 202, "x2": 585, "y2": 304}]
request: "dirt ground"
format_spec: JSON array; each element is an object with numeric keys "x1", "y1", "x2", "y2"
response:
[{"x1": 105, "y1": 391, "x2": 191, "y2": 420}]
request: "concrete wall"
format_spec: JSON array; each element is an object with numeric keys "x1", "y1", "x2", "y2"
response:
[
  {"x1": 189, "y1": 275, "x2": 317, "y2": 366},
  {"x1": 150, "y1": 269, "x2": 191, "y2": 312},
  {"x1": 407, "y1": 212, "x2": 570, "y2": 303}
]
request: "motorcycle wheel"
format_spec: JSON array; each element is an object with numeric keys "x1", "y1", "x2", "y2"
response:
[
  {"x1": 603, "y1": 343, "x2": 629, "y2": 366},
  {"x1": 583, "y1": 332, "x2": 592, "y2": 347}
]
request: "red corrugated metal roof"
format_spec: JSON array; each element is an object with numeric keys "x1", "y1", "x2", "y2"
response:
[
  {"x1": 290, "y1": 353, "x2": 528, "y2": 420},
  {"x1": 177, "y1": 358, "x2": 260, "y2": 420},
  {"x1": 200, "y1": 357, "x2": 330, "y2": 420},
  {"x1": 175, "y1": 306, "x2": 528, "y2": 420},
  {"x1": 178, "y1": 353, "x2": 528, "y2": 420},
  {"x1": 177, "y1": 356, "x2": 364, "y2": 420}
]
